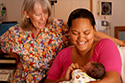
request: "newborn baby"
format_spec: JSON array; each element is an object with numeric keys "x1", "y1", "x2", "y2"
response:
[{"x1": 60, "y1": 61, "x2": 105, "y2": 83}]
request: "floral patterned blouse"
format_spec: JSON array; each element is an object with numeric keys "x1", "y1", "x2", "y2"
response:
[{"x1": 0, "y1": 18, "x2": 70, "y2": 83}]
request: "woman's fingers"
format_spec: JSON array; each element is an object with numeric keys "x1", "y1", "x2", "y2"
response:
[
  {"x1": 69, "y1": 63, "x2": 80, "y2": 70},
  {"x1": 75, "y1": 63, "x2": 80, "y2": 69},
  {"x1": 67, "y1": 63, "x2": 80, "y2": 73},
  {"x1": 64, "y1": 63, "x2": 81, "y2": 81}
]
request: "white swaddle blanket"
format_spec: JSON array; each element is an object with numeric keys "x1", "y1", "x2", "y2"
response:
[{"x1": 59, "y1": 69, "x2": 96, "y2": 83}]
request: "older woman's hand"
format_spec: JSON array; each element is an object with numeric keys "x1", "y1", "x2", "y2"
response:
[
  {"x1": 17, "y1": 61, "x2": 24, "y2": 70},
  {"x1": 120, "y1": 40, "x2": 125, "y2": 46}
]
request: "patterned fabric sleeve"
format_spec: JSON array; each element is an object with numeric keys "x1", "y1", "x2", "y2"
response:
[
  {"x1": 61, "y1": 19, "x2": 71, "y2": 47},
  {"x1": 46, "y1": 17, "x2": 71, "y2": 69},
  {"x1": 49, "y1": 18, "x2": 70, "y2": 57}
]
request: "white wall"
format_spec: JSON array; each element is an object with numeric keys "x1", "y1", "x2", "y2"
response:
[
  {"x1": 0, "y1": 0, "x2": 24, "y2": 21},
  {"x1": 54, "y1": 0, "x2": 90, "y2": 20},
  {"x1": 55, "y1": 0, "x2": 125, "y2": 37},
  {"x1": 93, "y1": 0, "x2": 125, "y2": 37},
  {"x1": 110, "y1": 0, "x2": 125, "y2": 37},
  {"x1": 0, "y1": 0, "x2": 125, "y2": 37},
  {"x1": 0, "y1": 0, "x2": 90, "y2": 21}
]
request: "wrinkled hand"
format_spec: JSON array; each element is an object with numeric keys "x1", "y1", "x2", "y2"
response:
[
  {"x1": 64, "y1": 63, "x2": 81, "y2": 81},
  {"x1": 119, "y1": 40, "x2": 125, "y2": 46},
  {"x1": 122, "y1": 40, "x2": 125, "y2": 46}
]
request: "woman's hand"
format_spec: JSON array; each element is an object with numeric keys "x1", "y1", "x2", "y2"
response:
[
  {"x1": 17, "y1": 61, "x2": 24, "y2": 70},
  {"x1": 0, "y1": 49, "x2": 4, "y2": 54},
  {"x1": 8, "y1": 52, "x2": 20, "y2": 65},
  {"x1": 120, "y1": 40, "x2": 125, "y2": 46},
  {"x1": 64, "y1": 63, "x2": 81, "y2": 81}
]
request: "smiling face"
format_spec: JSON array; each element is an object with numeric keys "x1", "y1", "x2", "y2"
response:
[
  {"x1": 69, "y1": 18, "x2": 95, "y2": 51},
  {"x1": 24, "y1": 1, "x2": 48, "y2": 30}
]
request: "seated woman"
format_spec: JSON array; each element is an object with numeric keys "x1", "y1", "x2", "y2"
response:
[{"x1": 45, "y1": 8, "x2": 122, "y2": 83}]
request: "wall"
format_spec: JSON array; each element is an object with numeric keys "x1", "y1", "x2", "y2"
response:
[
  {"x1": 0, "y1": 0, "x2": 24, "y2": 22},
  {"x1": 0, "y1": 0, "x2": 90, "y2": 21},
  {"x1": 93, "y1": 0, "x2": 125, "y2": 37},
  {"x1": 54, "y1": 0, "x2": 90, "y2": 20},
  {"x1": 54, "y1": 0, "x2": 125, "y2": 37},
  {"x1": 0, "y1": 0, "x2": 125, "y2": 37}
]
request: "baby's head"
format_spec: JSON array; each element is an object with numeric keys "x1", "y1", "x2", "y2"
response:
[{"x1": 83, "y1": 61, "x2": 105, "y2": 80}]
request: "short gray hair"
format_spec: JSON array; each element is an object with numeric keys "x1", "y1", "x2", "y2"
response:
[{"x1": 19, "y1": 0, "x2": 52, "y2": 30}]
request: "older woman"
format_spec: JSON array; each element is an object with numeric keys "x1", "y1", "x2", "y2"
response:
[
  {"x1": 0, "y1": 0, "x2": 69, "y2": 83},
  {"x1": 45, "y1": 8, "x2": 122, "y2": 83}
]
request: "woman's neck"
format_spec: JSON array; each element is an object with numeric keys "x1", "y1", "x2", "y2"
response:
[
  {"x1": 71, "y1": 47, "x2": 91, "y2": 66},
  {"x1": 71, "y1": 42, "x2": 97, "y2": 66},
  {"x1": 76, "y1": 41, "x2": 97, "y2": 57},
  {"x1": 77, "y1": 47, "x2": 91, "y2": 57},
  {"x1": 31, "y1": 28, "x2": 41, "y2": 37}
]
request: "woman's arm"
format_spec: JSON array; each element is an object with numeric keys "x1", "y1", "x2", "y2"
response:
[
  {"x1": 9, "y1": 52, "x2": 20, "y2": 65},
  {"x1": 92, "y1": 39, "x2": 122, "y2": 83},
  {"x1": 89, "y1": 71, "x2": 120, "y2": 83},
  {"x1": 45, "y1": 63, "x2": 80, "y2": 83},
  {"x1": 45, "y1": 77, "x2": 65, "y2": 83},
  {"x1": 94, "y1": 31, "x2": 125, "y2": 46},
  {"x1": 45, "y1": 66, "x2": 120, "y2": 83}
]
